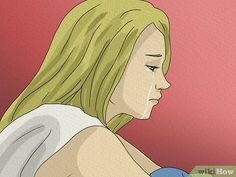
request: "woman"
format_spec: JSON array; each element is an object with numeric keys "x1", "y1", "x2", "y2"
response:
[{"x1": 0, "y1": 0, "x2": 188, "y2": 176}]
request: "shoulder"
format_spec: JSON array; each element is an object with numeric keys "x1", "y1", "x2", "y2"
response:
[
  {"x1": 36, "y1": 126, "x2": 149, "y2": 177},
  {"x1": 69, "y1": 126, "x2": 129, "y2": 165},
  {"x1": 62, "y1": 126, "x2": 149, "y2": 176},
  {"x1": 65, "y1": 125, "x2": 118, "y2": 149},
  {"x1": 35, "y1": 126, "x2": 117, "y2": 176},
  {"x1": 56, "y1": 125, "x2": 127, "y2": 162}
]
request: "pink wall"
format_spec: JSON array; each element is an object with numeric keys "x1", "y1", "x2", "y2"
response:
[{"x1": 0, "y1": 0, "x2": 235, "y2": 172}]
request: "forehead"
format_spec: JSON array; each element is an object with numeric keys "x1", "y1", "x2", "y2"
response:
[{"x1": 134, "y1": 24, "x2": 165, "y2": 54}]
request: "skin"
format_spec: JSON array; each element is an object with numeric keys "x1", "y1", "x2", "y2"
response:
[
  {"x1": 115, "y1": 134, "x2": 161, "y2": 173},
  {"x1": 35, "y1": 127, "x2": 150, "y2": 177},
  {"x1": 106, "y1": 23, "x2": 171, "y2": 122},
  {"x1": 35, "y1": 24, "x2": 171, "y2": 177}
]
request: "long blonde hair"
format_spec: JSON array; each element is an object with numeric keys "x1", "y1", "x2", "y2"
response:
[{"x1": 0, "y1": 0, "x2": 171, "y2": 133}]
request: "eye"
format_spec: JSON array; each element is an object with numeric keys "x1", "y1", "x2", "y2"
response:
[{"x1": 145, "y1": 65, "x2": 160, "y2": 72}]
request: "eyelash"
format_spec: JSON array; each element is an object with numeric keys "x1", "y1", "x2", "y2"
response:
[{"x1": 145, "y1": 65, "x2": 160, "y2": 72}]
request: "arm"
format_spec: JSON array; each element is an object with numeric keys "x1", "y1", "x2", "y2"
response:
[
  {"x1": 115, "y1": 133, "x2": 161, "y2": 174},
  {"x1": 115, "y1": 134, "x2": 190, "y2": 177},
  {"x1": 35, "y1": 126, "x2": 150, "y2": 177}
]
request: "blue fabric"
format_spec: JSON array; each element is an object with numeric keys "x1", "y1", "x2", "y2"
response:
[{"x1": 150, "y1": 167, "x2": 189, "y2": 177}]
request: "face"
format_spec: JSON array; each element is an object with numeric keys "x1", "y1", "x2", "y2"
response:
[{"x1": 106, "y1": 24, "x2": 171, "y2": 122}]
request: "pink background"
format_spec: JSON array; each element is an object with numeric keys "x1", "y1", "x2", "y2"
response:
[{"x1": 0, "y1": 0, "x2": 235, "y2": 172}]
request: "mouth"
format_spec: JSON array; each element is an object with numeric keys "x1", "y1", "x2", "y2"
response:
[
  {"x1": 149, "y1": 97, "x2": 161, "y2": 101},
  {"x1": 149, "y1": 97, "x2": 161, "y2": 104}
]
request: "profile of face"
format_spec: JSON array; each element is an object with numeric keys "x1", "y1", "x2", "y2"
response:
[{"x1": 106, "y1": 24, "x2": 171, "y2": 122}]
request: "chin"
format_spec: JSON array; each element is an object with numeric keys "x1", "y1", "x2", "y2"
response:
[
  {"x1": 136, "y1": 113, "x2": 151, "y2": 120},
  {"x1": 128, "y1": 109, "x2": 151, "y2": 119}
]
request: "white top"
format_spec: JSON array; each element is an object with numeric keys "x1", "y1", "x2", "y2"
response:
[{"x1": 0, "y1": 104, "x2": 105, "y2": 177}]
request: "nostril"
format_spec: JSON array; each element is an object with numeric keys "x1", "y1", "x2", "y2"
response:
[
  {"x1": 155, "y1": 81, "x2": 171, "y2": 90},
  {"x1": 155, "y1": 84, "x2": 161, "y2": 90}
]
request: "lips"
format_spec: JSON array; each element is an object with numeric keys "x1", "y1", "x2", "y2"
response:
[
  {"x1": 149, "y1": 99, "x2": 159, "y2": 101},
  {"x1": 149, "y1": 97, "x2": 161, "y2": 101},
  {"x1": 149, "y1": 99, "x2": 159, "y2": 105},
  {"x1": 149, "y1": 97, "x2": 161, "y2": 105}
]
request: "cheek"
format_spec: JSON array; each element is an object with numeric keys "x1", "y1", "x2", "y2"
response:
[{"x1": 123, "y1": 70, "x2": 153, "y2": 106}]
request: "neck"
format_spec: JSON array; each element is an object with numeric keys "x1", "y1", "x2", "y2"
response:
[{"x1": 106, "y1": 100, "x2": 120, "y2": 123}]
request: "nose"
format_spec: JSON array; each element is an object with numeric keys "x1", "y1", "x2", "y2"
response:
[{"x1": 155, "y1": 74, "x2": 171, "y2": 90}]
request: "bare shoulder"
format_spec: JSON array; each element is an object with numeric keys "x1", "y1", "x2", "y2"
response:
[
  {"x1": 72, "y1": 125, "x2": 149, "y2": 177},
  {"x1": 75, "y1": 125, "x2": 115, "y2": 140},
  {"x1": 35, "y1": 126, "x2": 149, "y2": 177},
  {"x1": 64, "y1": 125, "x2": 118, "y2": 151},
  {"x1": 35, "y1": 126, "x2": 109, "y2": 177}
]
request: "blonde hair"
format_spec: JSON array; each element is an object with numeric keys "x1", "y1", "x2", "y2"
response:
[{"x1": 0, "y1": 0, "x2": 171, "y2": 133}]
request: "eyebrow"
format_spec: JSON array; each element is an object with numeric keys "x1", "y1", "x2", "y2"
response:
[{"x1": 145, "y1": 54, "x2": 162, "y2": 58}]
